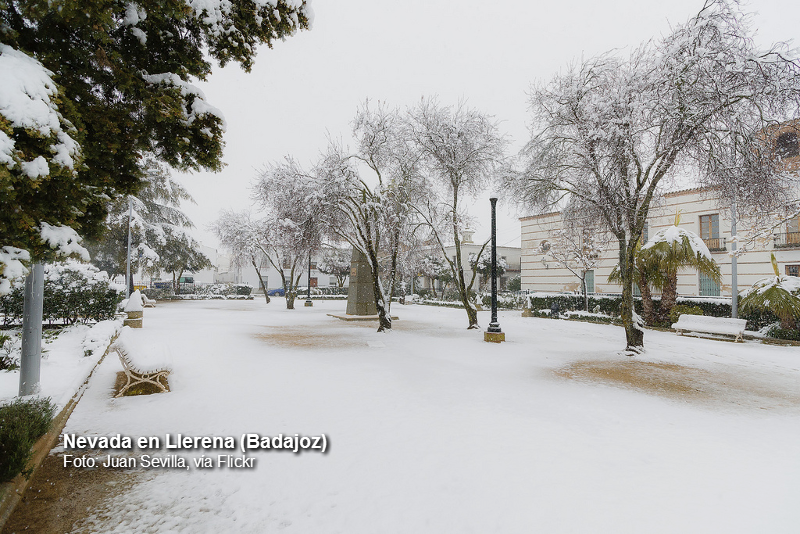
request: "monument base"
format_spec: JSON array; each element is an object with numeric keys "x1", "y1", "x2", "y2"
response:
[
  {"x1": 304, "y1": 301, "x2": 314, "y2": 307},
  {"x1": 327, "y1": 314, "x2": 398, "y2": 322},
  {"x1": 484, "y1": 331, "x2": 505, "y2": 343}
]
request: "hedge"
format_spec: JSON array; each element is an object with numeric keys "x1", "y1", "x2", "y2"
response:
[
  {"x1": 0, "y1": 261, "x2": 124, "y2": 326},
  {"x1": 0, "y1": 397, "x2": 56, "y2": 483},
  {"x1": 524, "y1": 293, "x2": 780, "y2": 331}
]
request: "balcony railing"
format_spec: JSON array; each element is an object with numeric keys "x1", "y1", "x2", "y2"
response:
[
  {"x1": 702, "y1": 237, "x2": 727, "y2": 252},
  {"x1": 774, "y1": 232, "x2": 800, "y2": 248}
]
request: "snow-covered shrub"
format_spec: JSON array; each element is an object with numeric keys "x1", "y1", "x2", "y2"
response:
[
  {"x1": 764, "y1": 324, "x2": 800, "y2": 341},
  {"x1": 0, "y1": 261, "x2": 124, "y2": 325},
  {"x1": 526, "y1": 294, "x2": 622, "y2": 316},
  {"x1": 480, "y1": 293, "x2": 525, "y2": 309},
  {"x1": 0, "y1": 397, "x2": 56, "y2": 483},
  {"x1": 195, "y1": 283, "x2": 252, "y2": 296},
  {"x1": 0, "y1": 332, "x2": 20, "y2": 370},
  {"x1": 142, "y1": 287, "x2": 172, "y2": 300}
]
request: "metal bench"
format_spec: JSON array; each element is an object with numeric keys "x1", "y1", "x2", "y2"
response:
[
  {"x1": 671, "y1": 314, "x2": 747, "y2": 342},
  {"x1": 112, "y1": 337, "x2": 171, "y2": 397}
]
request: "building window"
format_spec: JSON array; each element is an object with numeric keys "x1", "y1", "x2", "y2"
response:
[
  {"x1": 776, "y1": 132, "x2": 799, "y2": 159},
  {"x1": 584, "y1": 270, "x2": 595, "y2": 293},
  {"x1": 699, "y1": 214, "x2": 724, "y2": 251},
  {"x1": 786, "y1": 265, "x2": 800, "y2": 277},
  {"x1": 699, "y1": 272, "x2": 720, "y2": 296},
  {"x1": 788, "y1": 215, "x2": 800, "y2": 245},
  {"x1": 540, "y1": 240, "x2": 551, "y2": 253},
  {"x1": 642, "y1": 222, "x2": 649, "y2": 244}
]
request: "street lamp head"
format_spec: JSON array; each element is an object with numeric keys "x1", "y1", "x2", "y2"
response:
[{"x1": 489, "y1": 192, "x2": 499, "y2": 201}]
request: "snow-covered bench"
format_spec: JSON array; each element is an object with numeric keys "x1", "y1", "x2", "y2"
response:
[
  {"x1": 671, "y1": 314, "x2": 747, "y2": 343},
  {"x1": 111, "y1": 328, "x2": 171, "y2": 397},
  {"x1": 142, "y1": 295, "x2": 157, "y2": 308}
]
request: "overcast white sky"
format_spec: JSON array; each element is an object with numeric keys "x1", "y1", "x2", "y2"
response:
[{"x1": 176, "y1": 0, "x2": 799, "y2": 251}]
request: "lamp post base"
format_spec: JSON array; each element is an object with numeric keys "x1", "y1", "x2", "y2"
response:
[
  {"x1": 484, "y1": 331, "x2": 505, "y2": 343},
  {"x1": 304, "y1": 300, "x2": 314, "y2": 307}
]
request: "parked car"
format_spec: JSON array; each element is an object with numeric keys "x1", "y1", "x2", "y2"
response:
[{"x1": 267, "y1": 288, "x2": 285, "y2": 296}]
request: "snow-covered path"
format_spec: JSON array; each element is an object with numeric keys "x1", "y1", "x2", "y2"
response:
[{"x1": 62, "y1": 300, "x2": 800, "y2": 533}]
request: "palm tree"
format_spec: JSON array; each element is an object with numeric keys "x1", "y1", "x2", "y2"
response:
[
  {"x1": 609, "y1": 240, "x2": 665, "y2": 325},
  {"x1": 640, "y1": 212, "x2": 720, "y2": 323},
  {"x1": 740, "y1": 254, "x2": 800, "y2": 330}
]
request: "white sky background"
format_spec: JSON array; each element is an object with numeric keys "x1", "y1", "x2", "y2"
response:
[{"x1": 176, "y1": 0, "x2": 800, "y2": 251}]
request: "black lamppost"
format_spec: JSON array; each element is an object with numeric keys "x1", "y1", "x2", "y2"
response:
[
  {"x1": 305, "y1": 250, "x2": 313, "y2": 307},
  {"x1": 485, "y1": 194, "x2": 505, "y2": 343}
]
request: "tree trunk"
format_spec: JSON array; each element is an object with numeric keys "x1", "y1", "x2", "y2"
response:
[
  {"x1": 638, "y1": 278, "x2": 656, "y2": 326},
  {"x1": 659, "y1": 272, "x2": 679, "y2": 324},
  {"x1": 280, "y1": 270, "x2": 294, "y2": 309},
  {"x1": 581, "y1": 275, "x2": 589, "y2": 311},
  {"x1": 619, "y1": 236, "x2": 644, "y2": 353},
  {"x1": 366, "y1": 246, "x2": 391, "y2": 332},
  {"x1": 251, "y1": 259, "x2": 270, "y2": 303},
  {"x1": 450, "y1": 189, "x2": 479, "y2": 329}
]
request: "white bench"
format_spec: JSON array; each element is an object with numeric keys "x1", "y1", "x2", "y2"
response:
[
  {"x1": 142, "y1": 295, "x2": 157, "y2": 308},
  {"x1": 111, "y1": 335, "x2": 171, "y2": 398},
  {"x1": 672, "y1": 314, "x2": 747, "y2": 342}
]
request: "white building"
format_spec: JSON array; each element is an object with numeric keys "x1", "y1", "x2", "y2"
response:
[
  {"x1": 520, "y1": 188, "x2": 800, "y2": 297},
  {"x1": 215, "y1": 253, "x2": 346, "y2": 292},
  {"x1": 419, "y1": 230, "x2": 521, "y2": 293},
  {"x1": 520, "y1": 121, "x2": 800, "y2": 298}
]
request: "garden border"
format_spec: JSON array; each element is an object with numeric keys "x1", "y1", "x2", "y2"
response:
[{"x1": 0, "y1": 328, "x2": 120, "y2": 530}]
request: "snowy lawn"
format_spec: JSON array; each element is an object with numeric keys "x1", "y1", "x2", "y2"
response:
[
  {"x1": 0, "y1": 319, "x2": 121, "y2": 408},
  {"x1": 60, "y1": 299, "x2": 799, "y2": 533}
]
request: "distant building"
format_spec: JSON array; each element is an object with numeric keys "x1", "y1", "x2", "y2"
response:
[{"x1": 419, "y1": 230, "x2": 521, "y2": 293}]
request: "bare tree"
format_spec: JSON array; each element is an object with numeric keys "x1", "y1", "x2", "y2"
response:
[
  {"x1": 317, "y1": 246, "x2": 351, "y2": 288},
  {"x1": 252, "y1": 159, "x2": 324, "y2": 309},
  {"x1": 504, "y1": 0, "x2": 800, "y2": 353},
  {"x1": 540, "y1": 215, "x2": 610, "y2": 311},
  {"x1": 211, "y1": 210, "x2": 271, "y2": 303},
  {"x1": 407, "y1": 98, "x2": 508, "y2": 328},
  {"x1": 316, "y1": 102, "x2": 423, "y2": 331}
]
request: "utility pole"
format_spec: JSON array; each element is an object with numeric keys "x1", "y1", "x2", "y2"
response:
[
  {"x1": 19, "y1": 263, "x2": 44, "y2": 396},
  {"x1": 731, "y1": 198, "x2": 738, "y2": 318}
]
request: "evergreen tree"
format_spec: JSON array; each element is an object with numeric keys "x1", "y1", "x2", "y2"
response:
[
  {"x1": 0, "y1": 0, "x2": 312, "y2": 279},
  {"x1": 87, "y1": 161, "x2": 197, "y2": 279}
]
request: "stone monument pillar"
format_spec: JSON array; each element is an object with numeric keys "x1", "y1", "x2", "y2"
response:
[{"x1": 346, "y1": 248, "x2": 377, "y2": 316}]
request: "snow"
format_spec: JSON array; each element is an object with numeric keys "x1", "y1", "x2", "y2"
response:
[
  {"x1": 141, "y1": 73, "x2": 227, "y2": 132},
  {"x1": 642, "y1": 225, "x2": 713, "y2": 261},
  {"x1": 34, "y1": 299, "x2": 800, "y2": 533},
  {"x1": 0, "y1": 44, "x2": 79, "y2": 174},
  {"x1": 115, "y1": 326, "x2": 173, "y2": 370},
  {"x1": 39, "y1": 222, "x2": 91, "y2": 261},
  {"x1": 19, "y1": 155, "x2": 49, "y2": 178},
  {"x1": 125, "y1": 290, "x2": 144, "y2": 312},
  {"x1": 741, "y1": 275, "x2": 800, "y2": 297},
  {"x1": 0, "y1": 318, "x2": 122, "y2": 408},
  {"x1": 0, "y1": 246, "x2": 30, "y2": 295}
]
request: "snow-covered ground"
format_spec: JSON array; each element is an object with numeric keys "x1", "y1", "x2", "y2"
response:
[
  {"x1": 55, "y1": 300, "x2": 799, "y2": 533},
  {"x1": 0, "y1": 318, "x2": 120, "y2": 408}
]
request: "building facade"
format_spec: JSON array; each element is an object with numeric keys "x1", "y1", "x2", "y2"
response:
[{"x1": 520, "y1": 187, "x2": 800, "y2": 298}]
